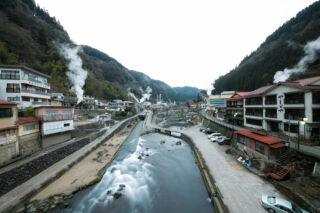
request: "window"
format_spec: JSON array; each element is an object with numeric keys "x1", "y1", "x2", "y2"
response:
[
  {"x1": 6, "y1": 83, "x2": 20, "y2": 93},
  {"x1": 265, "y1": 108, "x2": 277, "y2": 118},
  {"x1": 62, "y1": 110, "x2": 72, "y2": 119},
  {"x1": 0, "y1": 70, "x2": 20, "y2": 80},
  {"x1": 7, "y1": 97, "x2": 20, "y2": 102},
  {"x1": 64, "y1": 123, "x2": 70, "y2": 127},
  {"x1": 23, "y1": 123, "x2": 38, "y2": 131},
  {"x1": 246, "y1": 118, "x2": 262, "y2": 126},
  {"x1": 285, "y1": 108, "x2": 305, "y2": 120},
  {"x1": 313, "y1": 92, "x2": 320, "y2": 104},
  {"x1": 255, "y1": 142, "x2": 265, "y2": 154},
  {"x1": 246, "y1": 108, "x2": 263, "y2": 117},
  {"x1": 45, "y1": 110, "x2": 59, "y2": 121},
  {"x1": 285, "y1": 92, "x2": 304, "y2": 104},
  {"x1": 22, "y1": 97, "x2": 30, "y2": 102},
  {"x1": 0, "y1": 108, "x2": 13, "y2": 118},
  {"x1": 284, "y1": 124, "x2": 298, "y2": 133},
  {"x1": 313, "y1": 109, "x2": 320, "y2": 122},
  {"x1": 238, "y1": 136, "x2": 246, "y2": 145},
  {"x1": 265, "y1": 95, "x2": 276, "y2": 105}
]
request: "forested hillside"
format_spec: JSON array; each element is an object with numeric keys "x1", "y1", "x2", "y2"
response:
[
  {"x1": 213, "y1": 1, "x2": 320, "y2": 94},
  {"x1": 0, "y1": 0, "x2": 198, "y2": 102}
]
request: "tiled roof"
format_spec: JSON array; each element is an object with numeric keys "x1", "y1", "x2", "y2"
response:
[
  {"x1": 18, "y1": 117, "x2": 38, "y2": 124},
  {"x1": 236, "y1": 91, "x2": 250, "y2": 97},
  {"x1": 0, "y1": 100, "x2": 17, "y2": 105},
  {"x1": 0, "y1": 126, "x2": 18, "y2": 131},
  {"x1": 294, "y1": 75, "x2": 320, "y2": 86},
  {"x1": 235, "y1": 129, "x2": 285, "y2": 145},
  {"x1": 244, "y1": 85, "x2": 274, "y2": 97}
]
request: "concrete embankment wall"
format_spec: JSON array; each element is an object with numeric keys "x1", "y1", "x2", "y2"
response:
[{"x1": 0, "y1": 116, "x2": 139, "y2": 213}]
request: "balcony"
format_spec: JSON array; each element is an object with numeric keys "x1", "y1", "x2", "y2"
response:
[
  {"x1": 38, "y1": 114, "x2": 73, "y2": 121},
  {"x1": 32, "y1": 101, "x2": 50, "y2": 106},
  {"x1": 21, "y1": 76, "x2": 50, "y2": 89},
  {"x1": 21, "y1": 89, "x2": 50, "y2": 99}
]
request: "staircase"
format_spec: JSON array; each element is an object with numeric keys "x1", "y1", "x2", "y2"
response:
[
  {"x1": 276, "y1": 148, "x2": 295, "y2": 165},
  {"x1": 264, "y1": 164, "x2": 296, "y2": 181}
]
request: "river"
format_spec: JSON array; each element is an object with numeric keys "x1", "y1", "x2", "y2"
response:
[{"x1": 52, "y1": 121, "x2": 214, "y2": 213}]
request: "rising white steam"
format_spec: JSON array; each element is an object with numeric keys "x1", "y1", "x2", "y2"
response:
[
  {"x1": 127, "y1": 88, "x2": 140, "y2": 103},
  {"x1": 273, "y1": 36, "x2": 320, "y2": 83},
  {"x1": 140, "y1": 86, "x2": 152, "y2": 103},
  {"x1": 59, "y1": 44, "x2": 88, "y2": 104}
]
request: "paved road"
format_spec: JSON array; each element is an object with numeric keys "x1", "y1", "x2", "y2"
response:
[
  {"x1": 184, "y1": 125, "x2": 283, "y2": 213},
  {"x1": 0, "y1": 115, "x2": 137, "y2": 213}
]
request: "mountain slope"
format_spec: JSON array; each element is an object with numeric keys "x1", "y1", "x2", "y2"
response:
[
  {"x1": 212, "y1": 1, "x2": 320, "y2": 94},
  {"x1": 0, "y1": 0, "x2": 198, "y2": 102}
]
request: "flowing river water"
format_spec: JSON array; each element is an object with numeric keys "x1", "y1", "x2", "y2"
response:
[{"x1": 53, "y1": 121, "x2": 214, "y2": 213}]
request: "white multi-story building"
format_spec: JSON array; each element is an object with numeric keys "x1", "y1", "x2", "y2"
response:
[
  {"x1": 0, "y1": 65, "x2": 50, "y2": 109},
  {"x1": 244, "y1": 76, "x2": 320, "y2": 140}
]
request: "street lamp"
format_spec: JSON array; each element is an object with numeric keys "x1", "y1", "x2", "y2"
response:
[
  {"x1": 231, "y1": 112, "x2": 238, "y2": 140},
  {"x1": 298, "y1": 117, "x2": 308, "y2": 152}
]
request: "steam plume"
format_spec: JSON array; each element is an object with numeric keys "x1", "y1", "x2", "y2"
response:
[
  {"x1": 59, "y1": 44, "x2": 88, "y2": 104},
  {"x1": 140, "y1": 86, "x2": 152, "y2": 103},
  {"x1": 127, "y1": 88, "x2": 140, "y2": 103},
  {"x1": 273, "y1": 36, "x2": 320, "y2": 83}
]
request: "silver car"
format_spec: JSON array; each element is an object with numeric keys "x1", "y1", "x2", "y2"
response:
[{"x1": 261, "y1": 195, "x2": 309, "y2": 213}]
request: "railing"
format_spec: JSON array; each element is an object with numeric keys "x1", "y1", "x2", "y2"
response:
[
  {"x1": 21, "y1": 89, "x2": 50, "y2": 96},
  {"x1": 32, "y1": 101, "x2": 50, "y2": 105},
  {"x1": 22, "y1": 76, "x2": 50, "y2": 87},
  {"x1": 265, "y1": 114, "x2": 277, "y2": 118},
  {"x1": 37, "y1": 114, "x2": 73, "y2": 121},
  {"x1": 265, "y1": 100, "x2": 276, "y2": 105}
]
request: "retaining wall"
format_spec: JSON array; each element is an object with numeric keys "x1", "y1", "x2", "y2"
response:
[
  {"x1": 19, "y1": 133, "x2": 40, "y2": 156},
  {"x1": 0, "y1": 141, "x2": 18, "y2": 167}
]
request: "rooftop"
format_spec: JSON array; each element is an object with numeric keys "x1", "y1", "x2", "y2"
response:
[
  {"x1": 0, "y1": 100, "x2": 18, "y2": 105},
  {"x1": 235, "y1": 129, "x2": 285, "y2": 145},
  {"x1": 18, "y1": 117, "x2": 38, "y2": 124}
]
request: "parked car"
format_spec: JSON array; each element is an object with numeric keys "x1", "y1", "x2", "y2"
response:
[
  {"x1": 208, "y1": 132, "x2": 221, "y2": 139},
  {"x1": 204, "y1": 128, "x2": 214, "y2": 134},
  {"x1": 200, "y1": 127, "x2": 206, "y2": 132},
  {"x1": 210, "y1": 135, "x2": 224, "y2": 142},
  {"x1": 217, "y1": 138, "x2": 231, "y2": 145},
  {"x1": 261, "y1": 195, "x2": 309, "y2": 213}
]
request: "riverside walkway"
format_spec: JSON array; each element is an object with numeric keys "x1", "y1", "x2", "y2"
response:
[
  {"x1": 184, "y1": 125, "x2": 284, "y2": 213},
  {"x1": 0, "y1": 115, "x2": 138, "y2": 213}
]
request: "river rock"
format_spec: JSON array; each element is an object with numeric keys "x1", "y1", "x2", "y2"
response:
[
  {"x1": 107, "y1": 190, "x2": 112, "y2": 195},
  {"x1": 176, "y1": 141, "x2": 182, "y2": 145},
  {"x1": 113, "y1": 192, "x2": 122, "y2": 199},
  {"x1": 160, "y1": 140, "x2": 166, "y2": 144},
  {"x1": 138, "y1": 155, "x2": 142, "y2": 160}
]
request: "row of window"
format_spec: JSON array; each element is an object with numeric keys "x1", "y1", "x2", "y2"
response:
[
  {"x1": 237, "y1": 136, "x2": 265, "y2": 154},
  {"x1": 0, "y1": 108, "x2": 13, "y2": 118},
  {"x1": 23, "y1": 123, "x2": 38, "y2": 131},
  {"x1": 0, "y1": 70, "x2": 20, "y2": 80},
  {"x1": 45, "y1": 110, "x2": 72, "y2": 120}
]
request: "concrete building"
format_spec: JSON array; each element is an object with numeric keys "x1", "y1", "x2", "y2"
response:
[
  {"x1": 206, "y1": 91, "x2": 235, "y2": 119},
  {"x1": 0, "y1": 100, "x2": 18, "y2": 165},
  {"x1": 244, "y1": 76, "x2": 320, "y2": 140},
  {"x1": 226, "y1": 92, "x2": 250, "y2": 127},
  {"x1": 0, "y1": 65, "x2": 51, "y2": 110},
  {"x1": 34, "y1": 106, "x2": 74, "y2": 148},
  {"x1": 235, "y1": 130, "x2": 287, "y2": 161},
  {"x1": 17, "y1": 117, "x2": 40, "y2": 155}
]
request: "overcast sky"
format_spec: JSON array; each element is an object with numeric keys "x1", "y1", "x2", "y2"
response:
[{"x1": 35, "y1": 0, "x2": 317, "y2": 91}]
